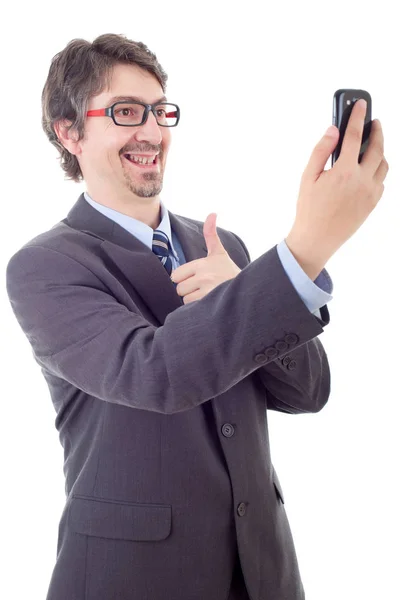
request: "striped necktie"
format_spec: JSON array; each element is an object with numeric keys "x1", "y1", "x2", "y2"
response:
[{"x1": 152, "y1": 229, "x2": 173, "y2": 275}]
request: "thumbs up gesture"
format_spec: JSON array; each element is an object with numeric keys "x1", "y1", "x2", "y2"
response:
[{"x1": 170, "y1": 213, "x2": 241, "y2": 304}]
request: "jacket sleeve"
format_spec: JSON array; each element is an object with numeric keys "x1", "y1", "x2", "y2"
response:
[
  {"x1": 254, "y1": 337, "x2": 331, "y2": 414},
  {"x1": 231, "y1": 232, "x2": 331, "y2": 414},
  {"x1": 5, "y1": 243, "x2": 328, "y2": 415}
]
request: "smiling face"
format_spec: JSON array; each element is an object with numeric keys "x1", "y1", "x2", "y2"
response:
[{"x1": 60, "y1": 63, "x2": 172, "y2": 220}]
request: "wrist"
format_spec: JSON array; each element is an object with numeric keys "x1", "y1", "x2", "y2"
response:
[{"x1": 284, "y1": 232, "x2": 328, "y2": 280}]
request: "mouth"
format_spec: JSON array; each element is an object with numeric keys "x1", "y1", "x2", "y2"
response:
[{"x1": 122, "y1": 153, "x2": 160, "y2": 170}]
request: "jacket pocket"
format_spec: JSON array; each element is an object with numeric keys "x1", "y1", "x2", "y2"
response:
[
  {"x1": 272, "y1": 468, "x2": 285, "y2": 504},
  {"x1": 68, "y1": 495, "x2": 172, "y2": 542}
]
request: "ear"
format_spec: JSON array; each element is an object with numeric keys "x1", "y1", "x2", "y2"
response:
[{"x1": 54, "y1": 119, "x2": 81, "y2": 156}]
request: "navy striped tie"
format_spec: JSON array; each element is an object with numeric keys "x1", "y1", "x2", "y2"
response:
[{"x1": 152, "y1": 229, "x2": 173, "y2": 275}]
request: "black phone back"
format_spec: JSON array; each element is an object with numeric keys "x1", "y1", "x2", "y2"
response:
[{"x1": 332, "y1": 89, "x2": 372, "y2": 167}]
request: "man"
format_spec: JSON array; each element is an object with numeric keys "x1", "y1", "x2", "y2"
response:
[{"x1": 5, "y1": 33, "x2": 388, "y2": 600}]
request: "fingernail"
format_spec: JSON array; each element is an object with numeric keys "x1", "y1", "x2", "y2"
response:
[{"x1": 359, "y1": 99, "x2": 367, "y2": 109}]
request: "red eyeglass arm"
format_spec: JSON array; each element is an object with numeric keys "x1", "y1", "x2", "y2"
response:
[{"x1": 87, "y1": 109, "x2": 106, "y2": 116}]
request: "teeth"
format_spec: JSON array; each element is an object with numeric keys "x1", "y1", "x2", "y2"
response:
[{"x1": 127, "y1": 154, "x2": 156, "y2": 165}]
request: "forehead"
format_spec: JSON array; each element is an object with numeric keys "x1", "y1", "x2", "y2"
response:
[{"x1": 90, "y1": 63, "x2": 165, "y2": 108}]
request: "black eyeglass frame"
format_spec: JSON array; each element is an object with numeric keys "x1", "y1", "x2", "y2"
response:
[{"x1": 86, "y1": 101, "x2": 181, "y2": 127}]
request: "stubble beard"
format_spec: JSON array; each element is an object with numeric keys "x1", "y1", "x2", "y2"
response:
[{"x1": 122, "y1": 164, "x2": 163, "y2": 199}]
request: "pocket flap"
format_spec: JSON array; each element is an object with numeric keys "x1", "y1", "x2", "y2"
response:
[{"x1": 69, "y1": 495, "x2": 172, "y2": 541}]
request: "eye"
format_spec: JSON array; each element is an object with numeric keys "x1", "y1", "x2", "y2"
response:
[{"x1": 119, "y1": 108, "x2": 133, "y2": 117}]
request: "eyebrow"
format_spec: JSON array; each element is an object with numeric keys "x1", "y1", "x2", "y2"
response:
[{"x1": 107, "y1": 95, "x2": 168, "y2": 106}]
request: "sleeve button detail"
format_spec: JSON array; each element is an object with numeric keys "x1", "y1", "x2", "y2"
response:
[
  {"x1": 254, "y1": 353, "x2": 267, "y2": 364},
  {"x1": 284, "y1": 333, "x2": 299, "y2": 345},
  {"x1": 265, "y1": 347, "x2": 278, "y2": 359},
  {"x1": 275, "y1": 340, "x2": 288, "y2": 352}
]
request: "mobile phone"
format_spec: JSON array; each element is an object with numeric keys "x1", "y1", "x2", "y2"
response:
[{"x1": 332, "y1": 89, "x2": 372, "y2": 167}]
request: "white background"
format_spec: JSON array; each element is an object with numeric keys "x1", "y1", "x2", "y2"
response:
[{"x1": 1, "y1": 1, "x2": 399, "y2": 599}]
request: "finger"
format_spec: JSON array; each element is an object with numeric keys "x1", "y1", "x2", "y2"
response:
[
  {"x1": 360, "y1": 119, "x2": 385, "y2": 178},
  {"x1": 373, "y1": 156, "x2": 389, "y2": 185},
  {"x1": 182, "y1": 287, "x2": 201, "y2": 304},
  {"x1": 170, "y1": 262, "x2": 198, "y2": 283},
  {"x1": 176, "y1": 276, "x2": 198, "y2": 297},
  {"x1": 204, "y1": 214, "x2": 224, "y2": 256},
  {"x1": 337, "y1": 98, "x2": 368, "y2": 167},
  {"x1": 302, "y1": 125, "x2": 339, "y2": 182},
  {"x1": 203, "y1": 213, "x2": 217, "y2": 240}
]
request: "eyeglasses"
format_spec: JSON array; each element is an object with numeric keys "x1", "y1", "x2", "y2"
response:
[{"x1": 86, "y1": 101, "x2": 180, "y2": 127}]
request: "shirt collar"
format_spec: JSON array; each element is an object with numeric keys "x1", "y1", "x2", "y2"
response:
[{"x1": 83, "y1": 191, "x2": 179, "y2": 261}]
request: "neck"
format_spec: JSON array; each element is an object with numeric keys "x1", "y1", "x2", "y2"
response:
[{"x1": 85, "y1": 184, "x2": 162, "y2": 229}]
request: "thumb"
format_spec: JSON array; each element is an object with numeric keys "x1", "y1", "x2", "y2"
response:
[
  {"x1": 203, "y1": 213, "x2": 226, "y2": 256},
  {"x1": 303, "y1": 125, "x2": 339, "y2": 181}
]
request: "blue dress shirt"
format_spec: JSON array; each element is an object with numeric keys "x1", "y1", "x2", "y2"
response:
[{"x1": 84, "y1": 192, "x2": 333, "y2": 319}]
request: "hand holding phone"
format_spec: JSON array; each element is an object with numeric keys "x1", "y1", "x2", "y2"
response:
[{"x1": 285, "y1": 97, "x2": 389, "y2": 279}]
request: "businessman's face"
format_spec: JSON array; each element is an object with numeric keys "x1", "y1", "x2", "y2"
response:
[{"x1": 78, "y1": 63, "x2": 172, "y2": 204}]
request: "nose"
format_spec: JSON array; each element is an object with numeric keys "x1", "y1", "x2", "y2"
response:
[{"x1": 135, "y1": 108, "x2": 163, "y2": 145}]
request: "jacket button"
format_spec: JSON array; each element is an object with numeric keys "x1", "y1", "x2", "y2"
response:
[
  {"x1": 275, "y1": 340, "x2": 288, "y2": 352},
  {"x1": 221, "y1": 423, "x2": 235, "y2": 438},
  {"x1": 254, "y1": 353, "x2": 267, "y2": 364},
  {"x1": 284, "y1": 333, "x2": 299, "y2": 345},
  {"x1": 237, "y1": 502, "x2": 247, "y2": 517},
  {"x1": 288, "y1": 360, "x2": 297, "y2": 370},
  {"x1": 282, "y1": 356, "x2": 291, "y2": 366}
]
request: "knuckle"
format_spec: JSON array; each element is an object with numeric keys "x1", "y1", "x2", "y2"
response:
[
  {"x1": 337, "y1": 168, "x2": 354, "y2": 183},
  {"x1": 377, "y1": 158, "x2": 389, "y2": 181}
]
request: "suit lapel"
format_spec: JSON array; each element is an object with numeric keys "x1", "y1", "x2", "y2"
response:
[{"x1": 66, "y1": 194, "x2": 208, "y2": 325}]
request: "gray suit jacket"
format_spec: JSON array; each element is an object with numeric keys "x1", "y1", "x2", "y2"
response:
[{"x1": 5, "y1": 194, "x2": 331, "y2": 600}]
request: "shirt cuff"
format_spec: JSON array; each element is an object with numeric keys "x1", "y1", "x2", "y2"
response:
[{"x1": 276, "y1": 239, "x2": 333, "y2": 314}]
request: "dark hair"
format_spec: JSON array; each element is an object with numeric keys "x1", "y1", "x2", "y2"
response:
[{"x1": 41, "y1": 33, "x2": 168, "y2": 182}]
